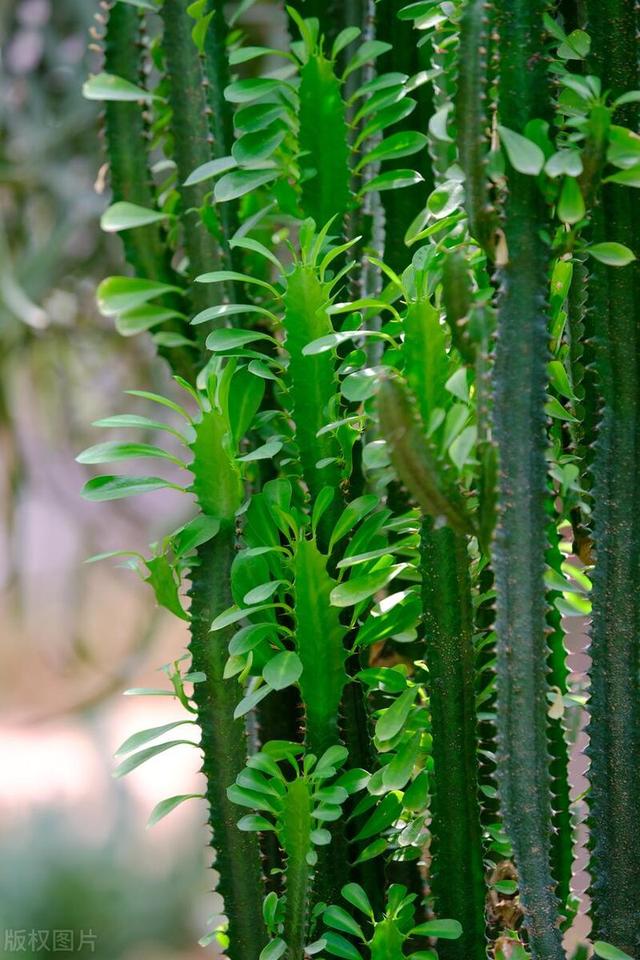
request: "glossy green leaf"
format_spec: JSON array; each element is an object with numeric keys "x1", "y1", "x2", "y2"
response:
[
  {"x1": 361, "y1": 169, "x2": 424, "y2": 195},
  {"x1": 375, "y1": 687, "x2": 416, "y2": 742},
  {"x1": 184, "y1": 156, "x2": 237, "y2": 186},
  {"x1": 498, "y1": 124, "x2": 545, "y2": 175},
  {"x1": 76, "y1": 441, "x2": 181, "y2": 466},
  {"x1": 324, "y1": 907, "x2": 365, "y2": 940},
  {"x1": 341, "y1": 883, "x2": 373, "y2": 918},
  {"x1": 83, "y1": 72, "x2": 155, "y2": 102},
  {"x1": 410, "y1": 920, "x2": 463, "y2": 940},
  {"x1": 214, "y1": 169, "x2": 279, "y2": 202},
  {"x1": 147, "y1": 794, "x2": 201, "y2": 826},
  {"x1": 101, "y1": 202, "x2": 167, "y2": 232},
  {"x1": 114, "y1": 739, "x2": 195, "y2": 778},
  {"x1": 97, "y1": 277, "x2": 182, "y2": 316},
  {"x1": 586, "y1": 242, "x2": 636, "y2": 266},
  {"x1": 593, "y1": 943, "x2": 634, "y2": 960},
  {"x1": 82, "y1": 475, "x2": 182, "y2": 501},
  {"x1": 115, "y1": 721, "x2": 195, "y2": 756}
]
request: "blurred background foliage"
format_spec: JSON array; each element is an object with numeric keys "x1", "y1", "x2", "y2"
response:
[{"x1": 0, "y1": 1, "x2": 273, "y2": 956}]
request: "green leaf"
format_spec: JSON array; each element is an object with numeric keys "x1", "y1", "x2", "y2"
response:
[
  {"x1": 92, "y1": 414, "x2": 184, "y2": 439},
  {"x1": 147, "y1": 794, "x2": 201, "y2": 827},
  {"x1": 97, "y1": 277, "x2": 182, "y2": 316},
  {"x1": 330, "y1": 564, "x2": 405, "y2": 608},
  {"x1": 375, "y1": 687, "x2": 416, "y2": 741},
  {"x1": 323, "y1": 931, "x2": 363, "y2": 959},
  {"x1": 328, "y1": 495, "x2": 378, "y2": 552},
  {"x1": 593, "y1": 943, "x2": 634, "y2": 960},
  {"x1": 235, "y1": 103, "x2": 286, "y2": 134},
  {"x1": 316, "y1": 744, "x2": 349, "y2": 774},
  {"x1": 83, "y1": 72, "x2": 155, "y2": 102},
  {"x1": 125, "y1": 390, "x2": 191, "y2": 420},
  {"x1": 171, "y1": 515, "x2": 220, "y2": 556},
  {"x1": 498, "y1": 124, "x2": 545, "y2": 175},
  {"x1": 547, "y1": 360, "x2": 575, "y2": 401},
  {"x1": 184, "y1": 156, "x2": 237, "y2": 186},
  {"x1": 211, "y1": 603, "x2": 277, "y2": 631},
  {"x1": 215, "y1": 169, "x2": 279, "y2": 202},
  {"x1": 545, "y1": 150, "x2": 583, "y2": 178},
  {"x1": 361, "y1": 169, "x2": 424, "y2": 195},
  {"x1": 234, "y1": 685, "x2": 272, "y2": 719},
  {"x1": 225, "y1": 78, "x2": 284, "y2": 103},
  {"x1": 205, "y1": 328, "x2": 276, "y2": 352},
  {"x1": 605, "y1": 164, "x2": 640, "y2": 187},
  {"x1": 237, "y1": 440, "x2": 283, "y2": 462},
  {"x1": 354, "y1": 792, "x2": 402, "y2": 841},
  {"x1": 232, "y1": 128, "x2": 286, "y2": 165},
  {"x1": 358, "y1": 131, "x2": 427, "y2": 169},
  {"x1": 114, "y1": 740, "x2": 195, "y2": 778},
  {"x1": 263, "y1": 651, "x2": 303, "y2": 690},
  {"x1": 332, "y1": 26, "x2": 361, "y2": 58},
  {"x1": 192, "y1": 303, "x2": 277, "y2": 326},
  {"x1": 196, "y1": 270, "x2": 278, "y2": 296},
  {"x1": 101, "y1": 202, "x2": 167, "y2": 233},
  {"x1": 115, "y1": 721, "x2": 194, "y2": 756},
  {"x1": 82, "y1": 476, "x2": 182, "y2": 501},
  {"x1": 229, "y1": 46, "x2": 293, "y2": 65},
  {"x1": 398, "y1": 2, "x2": 433, "y2": 19},
  {"x1": 243, "y1": 580, "x2": 285, "y2": 605},
  {"x1": 341, "y1": 883, "x2": 373, "y2": 918},
  {"x1": 410, "y1": 920, "x2": 463, "y2": 940},
  {"x1": 586, "y1": 242, "x2": 636, "y2": 266},
  {"x1": 356, "y1": 99, "x2": 417, "y2": 148},
  {"x1": 259, "y1": 938, "x2": 287, "y2": 960},
  {"x1": 237, "y1": 814, "x2": 275, "y2": 832},
  {"x1": 449, "y1": 425, "x2": 477, "y2": 470},
  {"x1": 76, "y1": 441, "x2": 181, "y2": 466},
  {"x1": 557, "y1": 177, "x2": 585, "y2": 225},
  {"x1": 493, "y1": 879, "x2": 518, "y2": 895},
  {"x1": 114, "y1": 305, "x2": 183, "y2": 337},
  {"x1": 312, "y1": 487, "x2": 335, "y2": 537},
  {"x1": 324, "y1": 907, "x2": 365, "y2": 940},
  {"x1": 341, "y1": 368, "x2": 379, "y2": 402},
  {"x1": 558, "y1": 28, "x2": 590, "y2": 60},
  {"x1": 344, "y1": 40, "x2": 392, "y2": 80}
]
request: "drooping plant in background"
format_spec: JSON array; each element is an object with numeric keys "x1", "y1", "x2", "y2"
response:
[{"x1": 79, "y1": 1, "x2": 640, "y2": 959}]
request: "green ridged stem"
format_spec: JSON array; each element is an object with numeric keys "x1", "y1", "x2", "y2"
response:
[
  {"x1": 566, "y1": 256, "x2": 595, "y2": 562},
  {"x1": 282, "y1": 263, "x2": 344, "y2": 545},
  {"x1": 585, "y1": 3, "x2": 640, "y2": 951},
  {"x1": 376, "y1": 0, "x2": 434, "y2": 274},
  {"x1": 298, "y1": 53, "x2": 351, "y2": 232},
  {"x1": 103, "y1": 1, "x2": 175, "y2": 284},
  {"x1": 294, "y1": 537, "x2": 348, "y2": 758},
  {"x1": 456, "y1": 0, "x2": 497, "y2": 257},
  {"x1": 545, "y1": 524, "x2": 572, "y2": 918},
  {"x1": 421, "y1": 517, "x2": 486, "y2": 960},
  {"x1": 201, "y1": 0, "x2": 238, "y2": 273},
  {"x1": 378, "y1": 378, "x2": 475, "y2": 537},
  {"x1": 492, "y1": 3, "x2": 564, "y2": 957},
  {"x1": 101, "y1": 0, "x2": 196, "y2": 380},
  {"x1": 161, "y1": 0, "x2": 228, "y2": 315},
  {"x1": 293, "y1": 536, "x2": 350, "y2": 907},
  {"x1": 281, "y1": 778, "x2": 314, "y2": 959},
  {"x1": 426, "y1": 6, "x2": 457, "y2": 182},
  {"x1": 188, "y1": 404, "x2": 265, "y2": 959}
]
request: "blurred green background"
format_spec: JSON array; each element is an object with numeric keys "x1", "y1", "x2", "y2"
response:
[{"x1": 0, "y1": 2, "x2": 275, "y2": 956}]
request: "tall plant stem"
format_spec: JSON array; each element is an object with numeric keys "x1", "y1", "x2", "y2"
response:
[
  {"x1": 189, "y1": 531, "x2": 266, "y2": 959},
  {"x1": 492, "y1": 3, "x2": 564, "y2": 957},
  {"x1": 585, "y1": 3, "x2": 640, "y2": 952},
  {"x1": 421, "y1": 518, "x2": 486, "y2": 960},
  {"x1": 159, "y1": 4, "x2": 265, "y2": 953}
]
